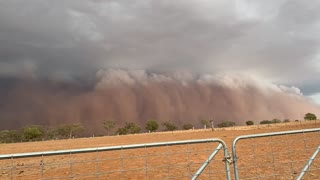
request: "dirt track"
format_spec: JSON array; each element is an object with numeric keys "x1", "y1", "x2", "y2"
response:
[{"x1": 1, "y1": 122, "x2": 320, "y2": 179}]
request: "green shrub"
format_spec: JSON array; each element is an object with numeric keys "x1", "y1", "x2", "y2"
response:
[
  {"x1": 55, "y1": 124, "x2": 85, "y2": 138},
  {"x1": 304, "y1": 113, "x2": 317, "y2": 120},
  {"x1": 200, "y1": 119, "x2": 210, "y2": 127},
  {"x1": 271, "y1": 119, "x2": 281, "y2": 123},
  {"x1": 182, "y1": 123, "x2": 193, "y2": 130},
  {"x1": 117, "y1": 122, "x2": 141, "y2": 135},
  {"x1": 162, "y1": 121, "x2": 177, "y2": 131},
  {"x1": 246, "y1": 121, "x2": 254, "y2": 126},
  {"x1": 23, "y1": 127, "x2": 43, "y2": 141},
  {"x1": 0, "y1": 130, "x2": 21, "y2": 143},
  {"x1": 217, "y1": 121, "x2": 236, "y2": 128},
  {"x1": 145, "y1": 120, "x2": 159, "y2": 132},
  {"x1": 283, "y1": 119, "x2": 290, "y2": 123},
  {"x1": 260, "y1": 120, "x2": 272, "y2": 124},
  {"x1": 116, "y1": 128, "x2": 128, "y2": 135},
  {"x1": 124, "y1": 122, "x2": 141, "y2": 134},
  {"x1": 103, "y1": 120, "x2": 115, "y2": 135}
]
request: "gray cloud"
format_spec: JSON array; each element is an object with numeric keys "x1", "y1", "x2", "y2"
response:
[{"x1": 0, "y1": 0, "x2": 320, "y2": 94}]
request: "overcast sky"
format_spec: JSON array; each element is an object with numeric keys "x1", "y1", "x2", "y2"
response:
[{"x1": 1, "y1": 0, "x2": 320, "y2": 101}]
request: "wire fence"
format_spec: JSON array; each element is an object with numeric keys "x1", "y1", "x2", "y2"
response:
[
  {"x1": 0, "y1": 139, "x2": 231, "y2": 180},
  {"x1": 232, "y1": 128, "x2": 320, "y2": 180},
  {"x1": 1, "y1": 128, "x2": 320, "y2": 180}
]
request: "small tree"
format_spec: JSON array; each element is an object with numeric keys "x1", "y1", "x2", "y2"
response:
[
  {"x1": 125, "y1": 122, "x2": 141, "y2": 134},
  {"x1": 246, "y1": 121, "x2": 254, "y2": 126},
  {"x1": 0, "y1": 130, "x2": 10, "y2": 143},
  {"x1": 182, "y1": 123, "x2": 193, "y2": 130},
  {"x1": 103, "y1": 120, "x2": 115, "y2": 135},
  {"x1": 116, "y1": 122, "x2": 141, "y2": 135},
  {"x1": 217, "y1": 121, "x2": 236, "y2": 128},
  {"x1": 271, "y1": 118, "x2": 281, "y2": 123},
  {"x1": 0, "y1": 130, "x2": 21, "y2": 143},
  {"x1": 200, "y1": 119, "x2": 210, "y2": 129},
  {"x1": 260, "y1": 120, "x2": 272, "y2": 124},
  {"x1": 23, "y1": 126, "x2": 43, "y2": 141},
  {"x1": 162, "y1": 121, "x2": 177, "y2": 131},
  {"x1": 56, "y1": 124, "x2": 85, "y2": 138},
  {"x1": 304, "y1": 113, "x2": 317, "y2": 120},
  {"x1": 116, "y1": 127, "x2": 128, "y2": 135},
  {"x1": 283, "y1": 119, "x2": 290, "y2": 123},
  {"x1": 46, "y1": 128, "x2": 58, "y2": 140},
  {"x1": 145, "y1": 120, "x2": 159, "y2": 132}
]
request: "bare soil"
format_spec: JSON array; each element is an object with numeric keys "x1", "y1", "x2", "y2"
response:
[{"x1": 0, "y1": 121, "x2": 319, "y2": 180}]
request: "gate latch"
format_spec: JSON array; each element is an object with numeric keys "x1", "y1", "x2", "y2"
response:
[{"x1": 222, "y1": 156, "x2": 233, "y2": 164}]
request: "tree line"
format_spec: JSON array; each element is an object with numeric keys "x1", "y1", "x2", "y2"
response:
[
  {"x1": 1, "y1": 113, "x2": 316, "y2": 143},
  {"x1": 0, "y1": 119, "x2": 208, "y2": 143},
  {"x1": 0, "y1": 124, "x2": 85, "y2": 143},
  {"x1": 245, "y1": 113, "x2": 318, "y2": 126}
]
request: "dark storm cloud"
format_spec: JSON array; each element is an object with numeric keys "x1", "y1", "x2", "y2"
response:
[
  {"x1": 1, "y1": 0, "x2": 320, "y2": 131},
  {"x1": 0, "y1": 0, "x2": 320, "y2": 92}
]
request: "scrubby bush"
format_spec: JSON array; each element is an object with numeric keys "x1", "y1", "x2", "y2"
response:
[
  {"x1": 246, "y1": 121, "x2": 254, "y2": 126},
  {"x1": 260, "y1": 120, "x2": 272, "y2": 124},
  {"x1": 283, "y1": 119, "x2": 290, "y2": 123},
  {"x1": 145, "y1": 120, "x2": 159, "y2": 132},
  {"x1": 0, "y1": 130, "x2": 21, "y2": 143},
  {"x1": 55, "y1": 124, "x2": 85, "y2": 138},
  {"x1": 217, "y1": 121, "x2": 236, "y2": 127},
  {"x1": 23, "y1": 126, "x2": 43, "y2": 141},
  {"x1": 271, "y1": 119, "x2": 281, "y2": 123},
  {"x1": 116, "y1": 122, "x2": 141, "y2": 135},
  {"x1": 103, "y1": 120, "x2": 115, "y2": 135},
  {"x1": 200, "y1": 119, "x2": 210, "y2": 128},
  {"x1": 182, "y1": 123, "x2": 193, "y2": 130},
  {"x1": 125, "y1": 122, "x2": 141, "y2": 134},
  {"x1": 162, "y1": 121, "x2": 177, "y2": 131},
  {"x1": 116, "y1": 127, "x2": 128, "y2": 135}
]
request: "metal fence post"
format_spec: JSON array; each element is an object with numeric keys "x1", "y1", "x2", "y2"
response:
[
  {"x1": 166, "y1": 144, "x2": 170, "y2": 179},
  {"x1": 95, "y1": 150, "x2": 100, "y2": 180},
  {"x1": 144, "y1": 145, "x2": 148, "y2": 180},
  {"x1": 41, "y1": 154, "x2": 44, "y2": 179},
  {"x1": 69, "y1": 152, "x2": 73, "y2": 179},
  {"x1": 10, "y1": 156, "x2": 13, "y2": 180},
  {"x1": 121, "y1": 147, "x2": 124, "y2": 180}
]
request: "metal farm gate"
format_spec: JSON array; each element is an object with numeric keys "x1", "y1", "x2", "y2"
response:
[
  {"x1": 232, "y1": 128, "x2": 320, "y2": 180},
  {"x1": 0, "y1": 139, "x2": 231, "y2": 180},
  {"x1": 0, "y1": 128, "x2": 319, "y2": 180}
]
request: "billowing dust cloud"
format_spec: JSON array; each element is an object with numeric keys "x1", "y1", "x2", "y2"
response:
[{"x1": 1, "y1": 69, "x2": 319, "y2": 134}]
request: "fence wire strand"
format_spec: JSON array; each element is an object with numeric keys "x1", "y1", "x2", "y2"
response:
[
  {"x1": 233, "y1": 128, "x2": 320, "y2": 179},
  {"x1": 1, "y1": 128, "x2": 319, "y2": 179},
  {"x1": 0, "y1": 139, "x2": 229, "y2": 180}
]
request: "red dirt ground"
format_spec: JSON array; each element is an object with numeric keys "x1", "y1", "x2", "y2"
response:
[{"x1": 1, "y1": 121, "x2": 320, "y2": 179}]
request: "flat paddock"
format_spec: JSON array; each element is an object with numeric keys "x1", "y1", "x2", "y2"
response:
[{"x1": 1, "y1": 122, "x2": 319, "y2": 179}]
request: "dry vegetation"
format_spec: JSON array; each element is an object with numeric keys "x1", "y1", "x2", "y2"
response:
[{"x1": 0, "y1": 121, "x2": 319, "y2": 179}]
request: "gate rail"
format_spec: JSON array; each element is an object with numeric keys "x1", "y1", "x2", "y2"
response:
[
  {"x1": 296, "y1": 145, "x2": 320, "y2": 179},
  {"x1": 232, "y1": 128, "x2": 320, "y2": 180},
  {"x1": 2, "y1": 128, "x2": 319, "y2": 179},
  {"x1": 0, "y1": 138, "x2": 231, "y2": 180}
]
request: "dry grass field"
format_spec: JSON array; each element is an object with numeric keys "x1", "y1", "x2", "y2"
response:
[{"x1": 0, "y1": 121, "x2": 320, "y2": 180}]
